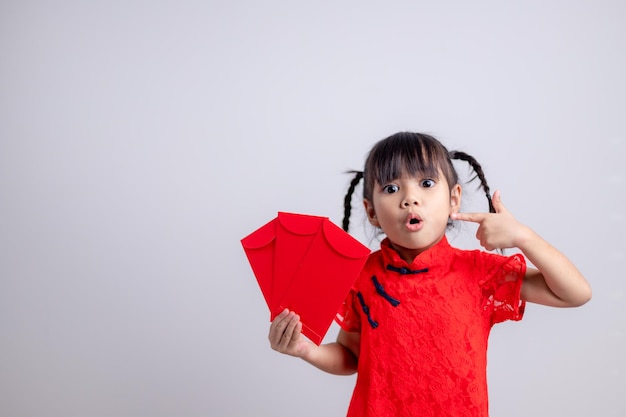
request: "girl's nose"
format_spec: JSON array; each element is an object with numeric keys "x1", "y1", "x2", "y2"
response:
[
  {"x1": 402, "y1": 195, "x2": 419, "y2": 207},
  {"x1": 401, "y1": 183, "x2": 420, "y2": 207}
]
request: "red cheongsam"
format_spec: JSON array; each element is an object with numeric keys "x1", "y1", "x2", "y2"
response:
[{"x1": 335, "y1": 236, "x2": 526, "y2": 417}]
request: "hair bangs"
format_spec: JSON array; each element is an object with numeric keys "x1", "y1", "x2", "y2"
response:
[
  {"x1": 362, "y1": 132, "x2": 458, "y2": 201},
  {"x1": 371, "y1": 138, "x2": 447, "y2": 184}
]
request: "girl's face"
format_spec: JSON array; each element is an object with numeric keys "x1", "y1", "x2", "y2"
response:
[{"x1": 363, "y1": 169, "x2": 461, "y2": 263}]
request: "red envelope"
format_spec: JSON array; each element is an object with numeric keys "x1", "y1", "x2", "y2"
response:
[
  {"x1": 273, "y1": 218, "x2": 371, "y2": 345},
  {"x1": 241, "y1": 212, "x2": 371, "y2": 345},
  {"x1": 272, "y1": 212, "x2": 324, "y2": 310},
  {"x1": 240, "y1": 217, "x2": 276, "y2": 310}
]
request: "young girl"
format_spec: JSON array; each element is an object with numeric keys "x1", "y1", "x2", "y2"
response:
[{"x1": 268, "y1": 132, "x2": 591, "y2": 417}]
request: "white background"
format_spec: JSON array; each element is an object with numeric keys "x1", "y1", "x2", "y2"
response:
[{"x1": 1, "y1": 1, "x2": 624, "y2": 416}]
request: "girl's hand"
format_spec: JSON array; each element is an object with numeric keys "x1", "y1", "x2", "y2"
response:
[
  {"x1": 452, "y1": 190, "x2": 530, "y2": 251},
  {"x1": 268, "y1": 309, "x2": 313, "y2": 358}
]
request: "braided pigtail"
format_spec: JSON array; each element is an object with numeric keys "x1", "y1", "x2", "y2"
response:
[
  {"x1": 342, "y1": 170, "x2": 364, "y2": 232},
  {"x1": 449, "y1": 151, "x2": 495, "y2": 214}
]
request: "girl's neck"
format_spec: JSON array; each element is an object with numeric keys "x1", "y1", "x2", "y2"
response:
[{"x1": 388, "y1": 235, "x2": 446, "y2": 264}]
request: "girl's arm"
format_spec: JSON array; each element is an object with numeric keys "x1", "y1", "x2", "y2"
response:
[
  {"x1": 269, "y1": 309, "x2": 359, "y2": 375},
  {"x1": 516, "y1": 231, "x2": 591, "y2": 307},
  {"x1": 452, "y1": 190, "x2": 592, "y2": 307}
]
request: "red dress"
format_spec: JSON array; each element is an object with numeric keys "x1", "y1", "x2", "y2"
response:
[{"x1": 335, "y1": 236, "x2": 526, "y2": 417}]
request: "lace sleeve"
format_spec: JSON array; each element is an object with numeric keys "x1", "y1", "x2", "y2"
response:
[
  {"x1": 479, "y1": 253, "x2": 526, "y2": 325},
  {"x1": 335, "y1": 288, "x2": 361, "y2": 332}
]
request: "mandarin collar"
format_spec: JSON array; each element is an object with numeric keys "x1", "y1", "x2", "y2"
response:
[{"x1": 380, "y1": 236, "x2": 455, "y2": 270}]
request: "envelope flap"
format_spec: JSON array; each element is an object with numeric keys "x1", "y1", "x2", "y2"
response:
[
  {"x1": 277, "y1": 212, "x2": 325, "y2": 236},
  {"x1": 321, "y1": 219, "x2": 371, "y2": 260},
  {"x1": 240, "y1": 218, "x2": 276, "y2": 249}
]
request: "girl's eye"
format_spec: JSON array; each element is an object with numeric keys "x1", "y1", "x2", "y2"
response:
[
  {"x1": 383, "y1": 184, "x2": 399, "y2": 194},
  {"x1": 421, "y1": 179, "x2": 436, "y2": 188}
]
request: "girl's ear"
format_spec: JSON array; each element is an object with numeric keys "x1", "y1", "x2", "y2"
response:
[
  {"x1": 449, "y1": 184, "x2": 462, "y2": 215},
  {"x1": 363, "y1": 199, "x2": 380, "y2": 227}
]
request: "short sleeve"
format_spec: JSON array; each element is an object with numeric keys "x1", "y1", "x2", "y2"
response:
[
  {"x1": 335, "y1": 288, "x2": 361, "y2": 332},
  {"x1": 479, "y1": 252, "x2": 526, "y2": 325}
]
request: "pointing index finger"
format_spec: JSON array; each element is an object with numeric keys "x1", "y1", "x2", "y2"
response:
[{"x1": 452, "y1": 212, "x2": 487, "y2": 223}]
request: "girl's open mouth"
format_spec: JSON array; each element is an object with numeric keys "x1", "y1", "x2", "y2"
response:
[{"x1": 405, "y1": 214, "x2": 423, "y2": 231}]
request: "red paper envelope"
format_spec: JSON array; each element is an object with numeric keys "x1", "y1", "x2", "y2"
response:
[
  {"x1": 241, "y1": 212, "x2": 371, "y2": 345},
  {"x1": 273, "y1": 218, "x2": 371, "y2": 345},
  {"x1": 240, "y1": 217, "x2": 277, "y2": 310},
  {"x1": 273, "y1": 212, "x2": 324, "y2": 310}
]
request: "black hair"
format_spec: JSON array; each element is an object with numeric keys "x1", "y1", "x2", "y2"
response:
[{"x1": 342, "y1": 132, "x2": 495, "y2": 232}]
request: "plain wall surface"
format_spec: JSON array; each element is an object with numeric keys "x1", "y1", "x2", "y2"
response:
[{"x1": 1, "y1": 1, "x2": 624, "y2": 416}]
